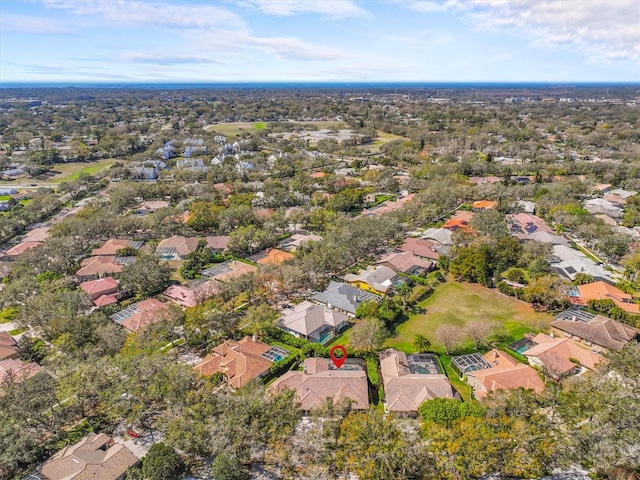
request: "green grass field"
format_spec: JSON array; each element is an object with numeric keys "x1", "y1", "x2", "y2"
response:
[
  {"x1": 386, "y1": 281, "x2": 551, "y2": 354},
  {"x1": 47, "y1": 159, "x2": 115, "y2": 183},
  {"x1": 205, "y1": 120, "x2": 347, "y2": 137}
]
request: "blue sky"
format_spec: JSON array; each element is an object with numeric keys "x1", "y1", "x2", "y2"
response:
[{"x1": 1, "y1": 0, "x2": 639, "y2": 83}]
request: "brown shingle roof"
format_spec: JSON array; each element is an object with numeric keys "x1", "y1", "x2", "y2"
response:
[
  {"x1": 375, "y1": 251, "x2": 433, "y2": 273},
  {"x1": 269, "y1": 358, "x2": 369, "y2": 411},
  {"x1": 39, "y1": 433, "x2": 138, "y2": 480},
  {"x1": 551, "y1": 314, "x2": 640, "y2": 351},
  {"x1": 155, "y1": 236, "x2": 200, "y2": 257}
]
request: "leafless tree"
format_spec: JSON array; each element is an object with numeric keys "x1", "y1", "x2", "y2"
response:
[
  {"x1": 434, "y1": 324, "x2": 465, "y2": 355},
  {"x1": 464, "y1": 321, "x2": 496, "y2": 350}
]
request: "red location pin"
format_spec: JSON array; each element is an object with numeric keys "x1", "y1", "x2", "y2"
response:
[{"x1": 329, "y1": 345, "x2": 347, "y2": 369}]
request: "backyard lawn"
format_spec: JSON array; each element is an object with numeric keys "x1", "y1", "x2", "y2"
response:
[{"x1": 386, "y1": 281, "x2": 552, "y2": 354}]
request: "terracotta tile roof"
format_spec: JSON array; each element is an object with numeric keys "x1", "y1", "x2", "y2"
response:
[
  {"x1": 94, "y1": 295, "x2": 118, "y2": 308},
  {"x1": 525, "y1": 334, "x2": 605, "y2": 376},
  {"x1": 442, "y1": 210, "x2": 475, "y2": 231},
  {"x1": 39, "y1": 433, "x2": 138, "y2": 480},
  {"x1": 379, "y1": 349, "x2": 454, "y2": 413},
  {"x1": 467, "y1": 349, "x2": 545, "y2": 399},
  {"x1": 551, "y1": 314, "x2": 640, "y2": 351},
  {"x1": 117, "y1": 298, "x2": 171, "y2": 333},
  {"x1": 269, "y1": 358, "x2": 369, "y2": 411},
  {"x1": 575, "y1": 281, "x2": 640, "y2": 314},
  {"x1": 76, "y1": 256, "x2": 124, "y2": 278},
  {"x1": 282, "y1": 233, "x2": 323, "y2": 251},
  {"x1": 193, "y1": 336, "x2": 273, "y2": 388},
  {"x1": 0, "y1": 331, "x2": 18, "y2": 361},
  {"x1": 472, "y1": 200, "x2": 497, "y2": 210},
  {"x1": 91, "y1": 239, "x2": 142, "y2": 256},
  {"x1": 79, "y1": 276, "x2": 118, "y2": 300},
  {"x1": 257, "y1": 248, "x2": 294, "y2": 266},
  {"x1": 164, "y1": 279, "x2": 219, "y2": 308},
  {"x1": 0, "y1": 358, "x2": 42, "y2": 385},
  {"x1": 375, "y1": 251, "x2": 433, "y2": 273},
  {"x1": 359, "y1": 194, "x2": 415, "y2": 217},
  {"x1": 398, "y1": 237, "x2": 440, "y2": 260},
  {"x1": 5, "y1": 241, "x2": 42, "y2": 257},
  {"x1": 509, "y1": 213, "x2": 553, "y2": 235}
]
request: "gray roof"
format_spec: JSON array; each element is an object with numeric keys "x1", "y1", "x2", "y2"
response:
[
  {"x1": 552, "y1": 315, "x2": 640, "y2": 351},
  {"x1": 311, "y1": 281, "x2": 380, "y2": 315}
]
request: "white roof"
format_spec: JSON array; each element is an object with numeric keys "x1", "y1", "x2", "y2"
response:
[
  {"x1": 422, "y1": 228, "x2": 452, "y2": 246},
  {"x1": 278, "y1": 300, "x2": 348, "y2": 337}
]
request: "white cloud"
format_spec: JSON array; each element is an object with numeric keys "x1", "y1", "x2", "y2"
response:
[
  {"x1": 242, "y1": 0, "x2": 367, "y2": 18},
  {"x1": 0, "y1": 13, "x2": 74, "y2": 34},
  {"x1": 402, "y1": 0, "x2": 640, "y2": 61},
  {"x1": 120, "y1": 52, "x2": 223, "y2": 65},
  {"x1": 41, "y1": 0, "x2": 247, "y2": 30}
]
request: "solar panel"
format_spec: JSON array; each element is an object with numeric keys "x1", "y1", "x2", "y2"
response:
[
  {"x1": 555, "y1": 308, "x2": 595, "y2": 323},
  {"x1": 202, "y1": 261, "x2": 234, "y2": 277},
  {"x1": 128, "y1": 240, "x2": 144, "y2": 250}
]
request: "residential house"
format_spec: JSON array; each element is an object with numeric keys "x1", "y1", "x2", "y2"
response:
[
  {"x1": 0, "y1": 331, "x2": 18, "y2": 361},
  {"x1": 344, "y1": 265, "x2": 400, "y2": 295},
  {"x1": 157, "y1": 139, "x2": 176, "y2": 160},
  {"x1": 34, "y1": 433, "x2": 138, "y2": 480},
  {"x1": 399, "y1": 237, "x2": 441, "y2": 261},
  {"x1": 569, "y1": 281, "x2": 640, "y2": 314},
  {"x1": 517, "y1": 200, "x2": 536, "y2": 213},
  {"x1": 3, "y1": 241, "x2": 42, "y2": 260},
  {"x1": 109, "y1": 298, "x2": 171, "y2": 333},
  {"x1": 509, "y1": 213, "x2": 553, "y2": 237},
  {"x1": 135, "y1": 200, "x2": 169, "y2": 215},
  {"x1": 255, "y1": 248, "x2": 294, "y2": 266},
  {"x1": 193, "y1": 336, "x2": 288, "y2": 388},
  {"x1": 379, "y1": 349, "x2": 454, "y2": 416},
  {"x1": 205, "y1": 235, "x2": 230, "y2": 252},
  {"x1": 468, "y1": 176, "x2": 502, "y2": 185},
  {"x1": 442, "y1": 210, "x2": 475, "y2": 231},
  {"x1": 593, "y1": 183, "x2": 612, "y2": 194},
  {"x1": 155, "y1": 235, "x2": 200, "y2": 260},
  {"x1": 201, "y1": 260, "x2": 258, "y2": 285},
  {"x1": 375, "y1": 251, "x2": 433, "y2": 275},
  {"x1": 523, "y1": 333, "x2": 605, "y2": 379},
  {"x1": 358, "y1": 194, "x2": 415, "y2": 218},
  {"x1": 75, "y1": 256, "x2": 128, "y2": 282},
  {"x1": 523, "y1": 231, "x2": 569, "y2": 247},
  {"x1": 472, "y1": 200, "x2": 498, "y2": 212},
  {"x1": 461, "y1": 349, "x2": 545, "y2": 400},
  {"x1": 281, "y1": 233, "x2": 323, "y2": 252},
  {"x1": 269, "y1": 357, "x2": 369, "y2": 412},
  {"x1": 79, "y1": 276, "x2": 119, "y2": 307},
  {"x1": 163, "y1": 278, "x2": 219, "y2": 308},
  {"x1": 607, "y1": 188, "x2": 636, "y2": 200},
  {"x1": 22, "y1": 226, "x2": 50, "y2": 243},
  {"x1": 551, "y1": 310, "x2": 640, "y2": 352},
  {"x1": 91, "y1": 239, "x2": 143, "y2": 256},
  {"x1": 312, "y1": 281, "x2": 380, "y2": 316},
  {"x1": 278, "y1": 301, "x2": 349, "y2": 344},
  {"x1": 550, "y1": 244, "x2": 612, "y2": 283},
  {"x1": 0, "y1": 358, "x2": 42, "y2": 387},
  {"x1": 584, "y1": 198, "x2": 622, "y2": 218},
  {"x1": 421, "y1": 228, "x2": 453, "y2": 246}
]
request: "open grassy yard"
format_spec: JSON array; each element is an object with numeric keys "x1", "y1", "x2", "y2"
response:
[
  {"x1": 386, "y1": 281, "x2": 552, "y2": 354},
  {"x1": 46, "y1": 159, "x2": 115, "y2": 183},
  {"x1": 205, "y1": 120, "x2": 347, "y2": 137},
  {"x1": 354, "y1": 130, "x2": 411, "y2": 153}
]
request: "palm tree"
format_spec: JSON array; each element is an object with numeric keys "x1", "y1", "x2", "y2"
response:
[{"x1": 413, "y1": 333, "x2": 431, "y2": 353}]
